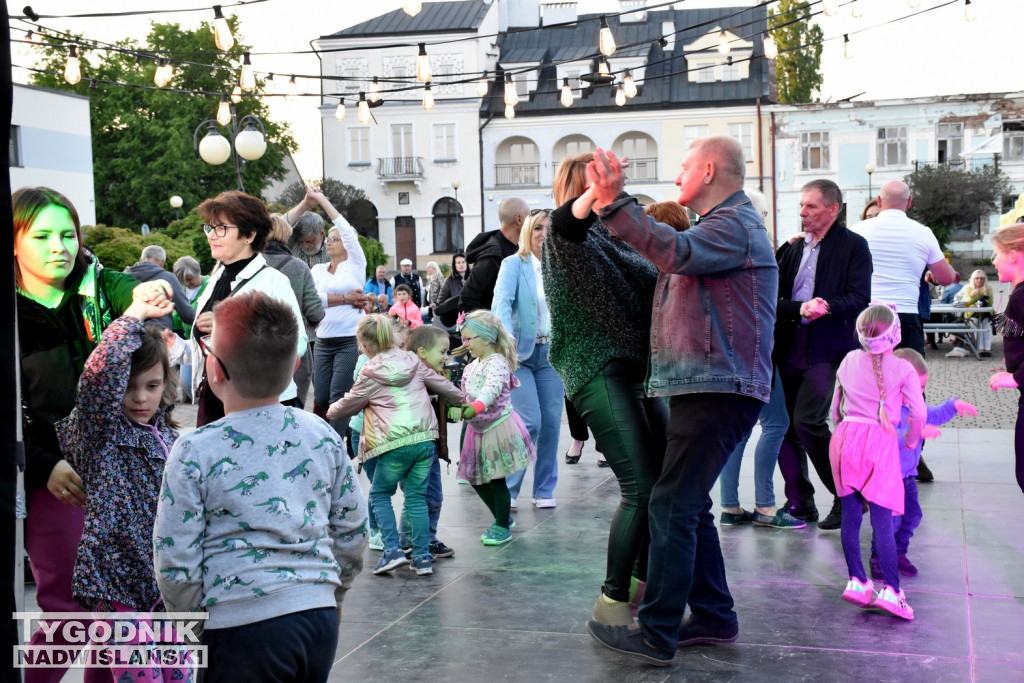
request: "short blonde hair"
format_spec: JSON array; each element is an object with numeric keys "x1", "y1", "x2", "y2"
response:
[
  {"x1": 356, "y1": 314, "x2": 394, "y2": 357},
  {"x1": 992, "y1": 222, "x2": 1024, "y2": 253},
  {"x1": 518, "y1": 209, "x2": 550, "y2": 260},
  {"x1": 969, "y1": 269, "x2": 987, "y2": 287},
  {"x1": 269, "y1": 214, "x2": 293, "y2": 244}
]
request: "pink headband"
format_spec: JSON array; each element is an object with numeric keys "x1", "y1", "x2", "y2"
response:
[{"x1": 858, "y1": 303, "x2": 901, "y2": 354}]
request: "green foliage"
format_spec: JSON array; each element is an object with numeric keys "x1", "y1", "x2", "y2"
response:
[
  {"x1": 276, "y1": 178, "x2": 378, "y2": 237},
  {"x1": 440, "y1": 263, "x2": 451, "y2": 277},
  {"x1": 905, "y1": 165, "x2": 1013, "y2": 248},
  {"x1": 768, "y1": 0, "x2": 824, "y2": 103},
  {"x1": 29, "y1": 17, "x2": 296, "y2": 229},
  {"x1": 359, "y1": 235, "x2": 388, "y2": 280},
  {"x1": 84, "y1": 224, "x2": 203, "y2": 273}
]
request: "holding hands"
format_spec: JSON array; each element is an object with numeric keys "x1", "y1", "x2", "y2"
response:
[
  {"x1": 445, "y1": 404, "x2": 477, "y2": 422},
  {"x1": 132, "y1": 279, "x2": 173, "y2": 307},
  {"x1": 48, "y1": 459, "x2": 86, "y2": 507},
  {"x1": 955, "y1": 399, "x2": 978, "y2": 417},
  {"x1": 125, "y1": 295, "x2": 174, "y2": 323}
]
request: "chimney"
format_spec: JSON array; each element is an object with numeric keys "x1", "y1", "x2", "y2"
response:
[
  {"x1": 619, "y1": 0, "x2": 646, "y2": 23},
  {"x1": 541, "y1": 1, "x2": 578, "y2": 26},
  {"x1": 660, "y1": 19, "x2": 675, "y2": 52}
]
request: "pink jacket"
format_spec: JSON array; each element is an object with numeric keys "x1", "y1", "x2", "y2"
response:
[
  {"x1": 388, "y1": 301, "x2": 424, "y2": 328},
  {"x1": 329, "y1": 348, "x2": 463, "y2": 459}
]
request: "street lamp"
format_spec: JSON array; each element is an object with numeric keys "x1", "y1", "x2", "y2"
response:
[
  {"x1": 192, "y1": 100, "x2": 267, "y2": 192},
  {"x1": 865, "y1": 163, "x2": 876, "y2": 200},
  {"x1": 451, "y1": 180, "x2": 460, "y2": 203},
  {"x1": 170, "y1": 195, "x2": 183, "y2": 220}
]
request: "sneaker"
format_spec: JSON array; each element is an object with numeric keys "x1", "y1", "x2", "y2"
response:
[
  {"x1": 481, "y1": 524, "x2": 512, "y2": 546},
  {"x1": 592, "y1": 591, "x2": 634, "y2": 626},
  {"x1": 870, "y1": 555, "x2": 883, "y2": 580},
  {"x1": 510, "y1": 498, "x2": 518, "y2": 510},
  {"x1": 980, "y1": 350, "x2": 992, "y2": 358},
  {"x1": 781, "y1": 500, "x2": 819, "y2": 523},
  {"x1": 401, "y1": 546, "x2": 412, "y2": 560},
  {"x1": 841, "y1": 576, "x2": 875, "y2": 608},
  {"x1": 533, "y1": 498, "x2": 557, "y2": 509},
  {"x1": 586, "y1": 621, "x2": 673, "y2": 667},
  {"x1": 508, "y1": 517, "x2": 516, "y2": 530},
  {"x1": 752, "y1": 509, "x2": 807, "y2": 529},
  {"x1": 373, "y1": 548, "x2": 409, "y2": 575},
  {"x1": 817, "y1": 498, "x2": 842, "y2": 530},
  {"x1": 720, "y1": 509, "x2": 753, "y2": 526},
  {"x1": 897, "y1": 554, "x2": 918, "y2": 577},
  {"x1": 677, "y1": 616, "x2": 739, "y2": 647},
  {"x1": 367, "y1": 529, "x2": 383, "y2": 551},
  {"x1": 410, "y1": 556, "x2": 433, "y2": 576},
  {"x1": 429, "y1": 540, "x2": 455, "y2": 558},
  {"x1": 946, "y1": 346, "x2": 969, "y2": 358},
  {"x1": 873, "y1": 585, "x2": 914, "y2": 620}
]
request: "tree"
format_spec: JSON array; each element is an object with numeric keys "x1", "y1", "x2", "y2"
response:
[
  {"x1": 276, "y1": 177, "x2": 381, "y2": 245},
  {"x1": 29, "y1": 18, "x2": 297, "y2": 229},
  {"x1": 768, "y1": 0, "x2": 824, "y2": 103},
  {"x1": 905, "y1": 164, "x2": 1013, "y2": 248}
]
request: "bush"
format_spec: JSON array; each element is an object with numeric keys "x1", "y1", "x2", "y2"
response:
[
  {"x1": 84, "y1": 225, "x2": 202, "y2": 273},
  {"x1": 359, "y1": 236, "x2": 388, "y2": 280}
]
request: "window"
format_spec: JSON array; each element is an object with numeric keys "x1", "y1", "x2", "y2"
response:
[
  {"x1": 615, "y1": 133, "x2": 658, "y2": 181},
  {"x1": 684, "y1": 125, "x2": 709, "y2": 150},
  {"x1": 937, "y1": 122, "x2": 963, "y2": 165},
  {"x1": 1004, "y1": 122, "x2": 1024, "y2": 161},
  {"x1": 433, "y1": 123, "x2": 456, "y2": 161},
  {"x1": 348, "y1": 127, "x2": 371, "y2": 165},
  {"x1": 721, "y1": 61, "x2": 741, "y2": 81},
  {"x1": 696, "y1": 65, "x2": 715, "y2": 83},
  {"x1": 432, "y1": 197, "x2": 464, "y2": 253},
  {"x1": 9, "y1": 125, "x2": 20, "y2": 167},
  {"x1": 877, "y1": 126, "x2": 907, "y2": 167},
  {"x1": 495, "y1": 137, "x2": 540, "y2": 186},
  {"x1": 728, "y1": 122, "x2": 753, "y2": 161},
  {"x1": 800, "y1": 131, "x2": 830, "y2": 170}
]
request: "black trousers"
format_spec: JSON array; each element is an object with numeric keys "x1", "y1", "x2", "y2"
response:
[{"x1": 776, "y1": 362, "x2": 839, "y2": 509}]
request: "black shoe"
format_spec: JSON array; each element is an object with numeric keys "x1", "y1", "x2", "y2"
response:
[
  {"x1": 916, "y1": 457, "x2": 934, "y2": 483},
  {"x1": 677, "y1": 616, "x2": 739, "y2": 647},
  {"x1": 817, "y1": 498, "x2": 842, "y2": 530},
  {"x1": 586, "y1": 620, "x2": 673, "y2": 666},
  {"x1": 428, "y1": 540, "x2": 455, "y2": 558},
  {"x1": 597, "y1": 457, "x2": 610, "y2": 468},
  {"x1": 565, "y1": 448, "x2": 582, "y2": 465},
  {"x1": 781, "y1": 500, "x2": 819, "y2": 523}
]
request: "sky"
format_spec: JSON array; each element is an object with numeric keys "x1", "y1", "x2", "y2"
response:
[{"x1": 9, "y1": 0, "x2": 1024, "y2": 180}]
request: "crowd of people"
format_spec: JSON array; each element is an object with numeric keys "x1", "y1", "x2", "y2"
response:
[{"x1": 14, "y1": 133, "x2": 1024, "y2": 679}]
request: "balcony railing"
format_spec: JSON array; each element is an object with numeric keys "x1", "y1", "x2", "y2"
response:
[
  {"x1": 914, "y1": 153, "x2": 1000, "y2": 173},
  {"x1": 376, "y1": 156, "x2": 425, "y2": 180},
  {"x1": 495, "y1": 163, "x2": 540, "y2": 187},
  {"x1": 624, "y1": 157, "x2": 658, "y2": 182}
]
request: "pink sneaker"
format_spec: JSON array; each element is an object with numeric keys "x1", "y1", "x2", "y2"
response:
[
  {"x1": 874, "y1": 585, "x2": 914, "y2": 620},
  {"x1": 841, "y1": 577, "x2": 874, "y2": 608}
]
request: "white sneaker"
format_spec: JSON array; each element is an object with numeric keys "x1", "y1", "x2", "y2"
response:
[
  {"x1": 946, "y1": 347, "x2": 969, "y2": 358},
  {"x1": 510, "y1": 498, "x2": 517, "y2": 510},
  {"x1": 533, "y1": 498, "x2": 557, "y2": 508}
]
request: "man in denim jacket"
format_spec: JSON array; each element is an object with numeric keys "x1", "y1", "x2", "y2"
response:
[{"x1": 583, "y1": 136, "x2": 777, "y2": 666}]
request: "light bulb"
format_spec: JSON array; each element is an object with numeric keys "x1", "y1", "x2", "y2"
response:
[
  {"x1": 598, "y1": 58, "x2": 611, "y2": 78},
  {"x1": 908, "y1": 0, "x2": 922, "y2": 6},
  {"x1": 154, "y1": 58, "x2": 173, "y2": 87},
  {"x1": 416, "y1": 43, "x2": 432, "y2": 83},
  {"x1": 369, "y1": 77, "x2": 381, "y2": 103},
  {"x1": 851, "y1": 0, "x2": 863, "y2": 18},
  {"x1": 599, "y1": 16, "x2": 616, "y2": 56},
  {"x1": 335, "y1": 99, "x2": 346, "y2": 121},
  {"x1": 264, "y1": 73, "x2": 276, "y2": 95},
  {"x1": 285, "y1": 75, "x2": 297, "y2": 102},
  {"x1": 18, "y1": 31, "x2": 33, "y2": 56},
  {"x1": 422, "y1": 83, "x2": 434, "y2": 110},
  {"x1": 504, "y1": 74, "x2": 518, "y2": 106},
  {"x1": 843, "y1": 34, "x2": 854, "y2": 60},
  {"x1": 198, "y1": 127, "x2": 231, "y2": 165},
  {"x1": 964, "y1": 0, "x2": 976, "y2": 21},
  {"x1": 234, "y1": 123, "x2": 266, "y2": 161},
  {"x1": 560, "y1": 78, "x2": 574, "y2": 107},
  {"x1": 623, "y1": 70, "x2": 637, "y2": 98},
  {"x1": 358, "y1": 93, "x2": 371, "y2": 124},
  {"x1": 64, "y1": 45, "x2": 81, "y2": 85},
  {"x1": 822, "y1": 0, "x2": 839, "y2": 16},
  {"x1": 615, "y1": 84, "x2": 626, "y2": 107},
  {"x1": 477, "y1": 71, "x2": 489, "y2": 97},
  {"x1": 216, "y1": 95, "x2": 232, "y2": 125},
  {"x1": 717, "y1": 31, "x2": 730, "y2": 55},
  {"x1": 231, "y1": 85, "x2": 242, "y2": 104},
  {"x1": 240, "y1": 52, "x2": 255, "y2": 92},
  {"x1": 763, "y1": 33, "x2": 778, "y2": 60},
  {"x1": 212, "y1": 5, "x2": 234, "y2": 51},
  {"x1": 403, "y1": 0, "x2": 422, "y2": 16},
  {"x1": 504, "y1": 103, "x2": 515, "y2": 120}
]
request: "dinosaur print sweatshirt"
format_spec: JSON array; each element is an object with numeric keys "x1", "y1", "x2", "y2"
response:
[{"x1": 154, "y1": 405, "x2": 367, "y2": 629}]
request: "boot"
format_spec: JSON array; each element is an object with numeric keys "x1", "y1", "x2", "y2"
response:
[
  {"x1": 817, "y1": 497, "x2": 842, "y2": 530},
  {"x1": 915, "y1": 456, "x2": 934, "y2": 483}
]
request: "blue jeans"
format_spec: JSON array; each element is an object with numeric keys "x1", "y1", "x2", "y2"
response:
[
  {"x1": 506, "y1": 343, "x2": 564, "y2": 500},
  {"x1": 870, "y1": 475, "x2": 923, "y2": 557},
  {"x1": 400, "y1": 447, "x2": 443, "y2": 545},
  {"x1": 719, "y1": 368, "x2": 788, "y2": 508},
  {"x1": 369, "y1": 442, "x2": 434, "y2": 562},
  {"x1": 314, "y1": 335, "x2": 358, "y2": 437},
  {"x1": 639, "y1": 393, "x2": 763, "y2": 654}
]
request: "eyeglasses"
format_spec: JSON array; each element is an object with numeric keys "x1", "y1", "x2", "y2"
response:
[
  {"x1": 198, "y1": 335, "x2": 231, "y2": 380},
  {"x1": 461, "y1": 334, "x2": 479, "y2": 343},
  {"x1": 325, "y1": 237, "x2": 342, "y2": 244},
  {"x1": 202, "y1": 222, "x2": 238, "y2": 238}
]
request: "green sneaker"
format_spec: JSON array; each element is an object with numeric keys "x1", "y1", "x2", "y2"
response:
[{"x1": 481, "y1": 524, "x2": 512, "y2": 546}]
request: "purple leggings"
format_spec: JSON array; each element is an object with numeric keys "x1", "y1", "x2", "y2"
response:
[{"x1": 840, "y1": 493, "x2": 899, "y2": 591}]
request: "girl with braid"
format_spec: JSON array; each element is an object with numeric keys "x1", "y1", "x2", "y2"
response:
[{"x1": 829, "y1": 304, "x2": 927, "y2": 620}]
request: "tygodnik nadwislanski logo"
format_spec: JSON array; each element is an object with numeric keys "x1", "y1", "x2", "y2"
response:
[{"x1": 13, "y1": 611, "x2": 208, "y2": 673}]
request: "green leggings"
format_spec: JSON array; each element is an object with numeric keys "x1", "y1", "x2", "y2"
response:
[{"x1": 472, "y1": 478, "x2": 511, "y2": 529}]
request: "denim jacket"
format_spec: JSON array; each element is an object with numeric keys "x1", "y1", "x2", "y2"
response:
[
  {"x1": 492, "y1": 253, "x2": 540, "y2": 361},
  {"x1": 600, "y1": 192, "x2": 777, "y2": 401}
]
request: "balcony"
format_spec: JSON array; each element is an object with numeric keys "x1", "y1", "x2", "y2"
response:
[
  {"x1": 377, "y1": 156, "x2": 425, "y2": 192},
  {"x1": 914, "y1": 153, "x2": 1000, "y2": 173},
  {"x1": 495, "y1": 163, "x2": 540, "y2": 187},
  {"x1": 624, "y1": 157, "x2": 658, "y2": 182}
]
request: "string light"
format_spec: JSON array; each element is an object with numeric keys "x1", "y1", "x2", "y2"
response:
[
  {"x1": 560, "y1": 77, "x2": 574, "y2": 107},
  {"x1": 843, "y1": 33, "x2": 854, "y2": 60},
  {"x1": 335, "y1": 98, "x2": 346, "y2": 121},
  {"x1": 403, "y1": 0, "x2": 422, "y2": 16},
  {"x1": 598, "y1": 57, "x2": 611, "y2": 79},
  {"x1": 763, "y1": 32, "x2": 778, "y2": 60},
  {"x1": 504, "y1": 73, "x2": 519, "y2": 106},
  {"x1": 964, "y1": 0, "x2": 976, "y2": 21},
  {"x1": 369, "y1": 77, "x2": 381, "y2": 103},
  {"x1": 623, "y1": 69, "x2": 638, "y2": 98},
  {"x1": 216, "y1": 94, "x2": 231, "y2": 125},
  {"x1": 240, "y1": 52, "x2": 255, "y2": 92},
  {"x1": 64, "y1": 45, "x2": 81, "y2": 85},
  {"x1": 504, "y1": 103, "x2": 515, "y2": 120},
  {"x1": 357, "y1": 92, "x2": 371, "y2": 124},
  {"x1": 822, "y1": 0, "x2": 839, "y2": 16},
  {"x1": 230, "y1": 85, "x2": 242, "y2": 103},
  {"x1": 598, "y1": 15, "x2": 616, "y2": 56},
  {"x1": 416, "y1": 43, "x2": 431, "y2": 83},
  {"x1": 477, "y1": 70, "x2": 489, "y2": 97},
  {"x1": 285, "y1": 75, "x2": 297, "y2": 102},
  {"x1": 264, "y1": 73, "x2": 276, "y2": 95},
  {"x1": 615, "y1": 82, "x2": 626, "y2": 106},
  {"x1": 717, "y1": 30, "x2": 731, "y2": 55},
  {"x1": 212, "y1": 5, "x2": 234, "y2": 51},
  {"x1": 850, "y1": 0, "x2": 863, "y2": 18},
  {"x1": 154, "y1": 58, "x2": 173, "y2": 87},
  {"x1": 18, "y1": 31, "x2": 35, "y2": 56},
  {"x1": 422, "y1": 82, "x2": 434, "y2": 110}
]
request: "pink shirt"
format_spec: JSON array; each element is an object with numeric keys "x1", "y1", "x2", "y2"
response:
[
  {"x1": 388, "y1": 301, "x2": 424, "y2": 328},
  {"x1": 832, "y1": 350, "x2": 926, "y2": 447}
]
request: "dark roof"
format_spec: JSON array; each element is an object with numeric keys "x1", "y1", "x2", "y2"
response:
[
  {"x1": 325, "y1": 1, "x2": 492, "y2": 38},
  {"x1": 485, "y1": 5, "x2": 774, "y2": 117}
]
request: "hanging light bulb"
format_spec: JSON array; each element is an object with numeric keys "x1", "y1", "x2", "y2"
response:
[
  {"x1": 717, "y1": 31, "x2": 731, "y2": 55},
  {"x1": 598, "y1": 57, "x2": 611, "y2": 79},
  {"x1": 18, "y1": 31, "x2": 34, "y2": 56},
  {"x1": 335, "y1": 98, "x2": 346, "y2": 121},
  {"x1": 216, "y1": 94, "x2": 232, "y2": 125},
  {"x1": 154, "y1": 58, "x2": 173, "y2": 87},
  {"x1": 615, "y1": 83, "x2": 626, "y2": 107},
  {"x1": 907, "y1": 0, "x2": 922, "y2": 7},
  {"x1": 851, "y1": 0, "x2": 863, "y2": 18},
  {"x1": 822, "y1": 0, "x2": 839, "y2": 16},
  {"x1": 357, "y1": 92, "x2": 371, "y2": 124},
  {"x1": 763, "y1": 32, "x2": 778, "y2": 60},
  {"x1": 560, "y1": 78, "x2": 574, "y2": 107},
  {"x1": 264, "y1": 73, "x2": 277, "y2": 95},
  {"x1": 240, "y1": 52, "x2": 255, "y2": 92},
  {"x1": 623, "y1": 69, "x2": 638, "y2": 98},
  {"x1": 64, "y1": 45, "x2": 81, "y2": 85},
  {"x1": 504, "y1": 103, "x2": 515, "y2": 120},
  {"x1": 369, "y1": 77, "x2": 381, "y2": 103},
  {"x1": 403, "y1": 0, "x2": 422, "y2": 16},
  {"x1": 416, "y1": 43, "x2": 432, "y2": 83},
  {"x1": 422, "y1": 83, "x2": 435, "y2": 111},
  {"x1": 212, "y1": 5, "x2": 234, "y2": 51},
  {"x1": 504, "y1": 73, "x2": 519, "y2": 106},
  {"x1": 598, "y1": 15, "x2": 616, "y2": 56},
  {"x1": 285, "y1": 75, "x2": 297, "y2": 102},
  {"x1": 964, "y1": 0, "x2": 976, "y2": 21},
  {"x1": 477, "y1": 70, "x2": 489, "y2": 97},
  {"x1": 843, "y1": 33, "x2": 854, "y2": 60},
  {"x1": 231, "y1": 85, "x2": 242, "y2": 104}
]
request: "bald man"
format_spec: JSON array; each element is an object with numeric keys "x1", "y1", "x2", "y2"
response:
[{"x1": 458, "y1": 196, "x2": 529, "y2": 313}]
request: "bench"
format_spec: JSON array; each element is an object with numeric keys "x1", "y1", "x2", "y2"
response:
[{"x1": 922, "y1": 323, "x2": 987, "y2": 360}]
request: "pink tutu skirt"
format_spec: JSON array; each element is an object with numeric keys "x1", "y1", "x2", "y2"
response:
[
  {"x1": 457, "y1": 410, "x2": 535, "y2": 486},
  {"x1": 829, "y1": 419, "x2": 904, "y2": 515}
]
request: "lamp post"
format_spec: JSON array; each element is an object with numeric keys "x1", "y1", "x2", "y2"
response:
[
  {"x1": 192, "y1": 100, "x2": 267, "y2": 192},
  {"x1": 865, "y1": 163, "x2": 876, "y2": 200},
  {"x1": 169, "y1": 195, "x2": 183, "y2": 220},
  {"x1": 451, "y1": 180, "x2": 460, "y2": 203}
]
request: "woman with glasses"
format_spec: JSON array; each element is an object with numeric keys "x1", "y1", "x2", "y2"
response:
[
  {"x1": 544, "y1": 153, "x2": 666, "y2": 626},
  {"x1": 493, "y1": 209, "x2": 564, "y2": 509},
  {"x1": 189, "y1": 190, "x2": 307, "y2": 426}
]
